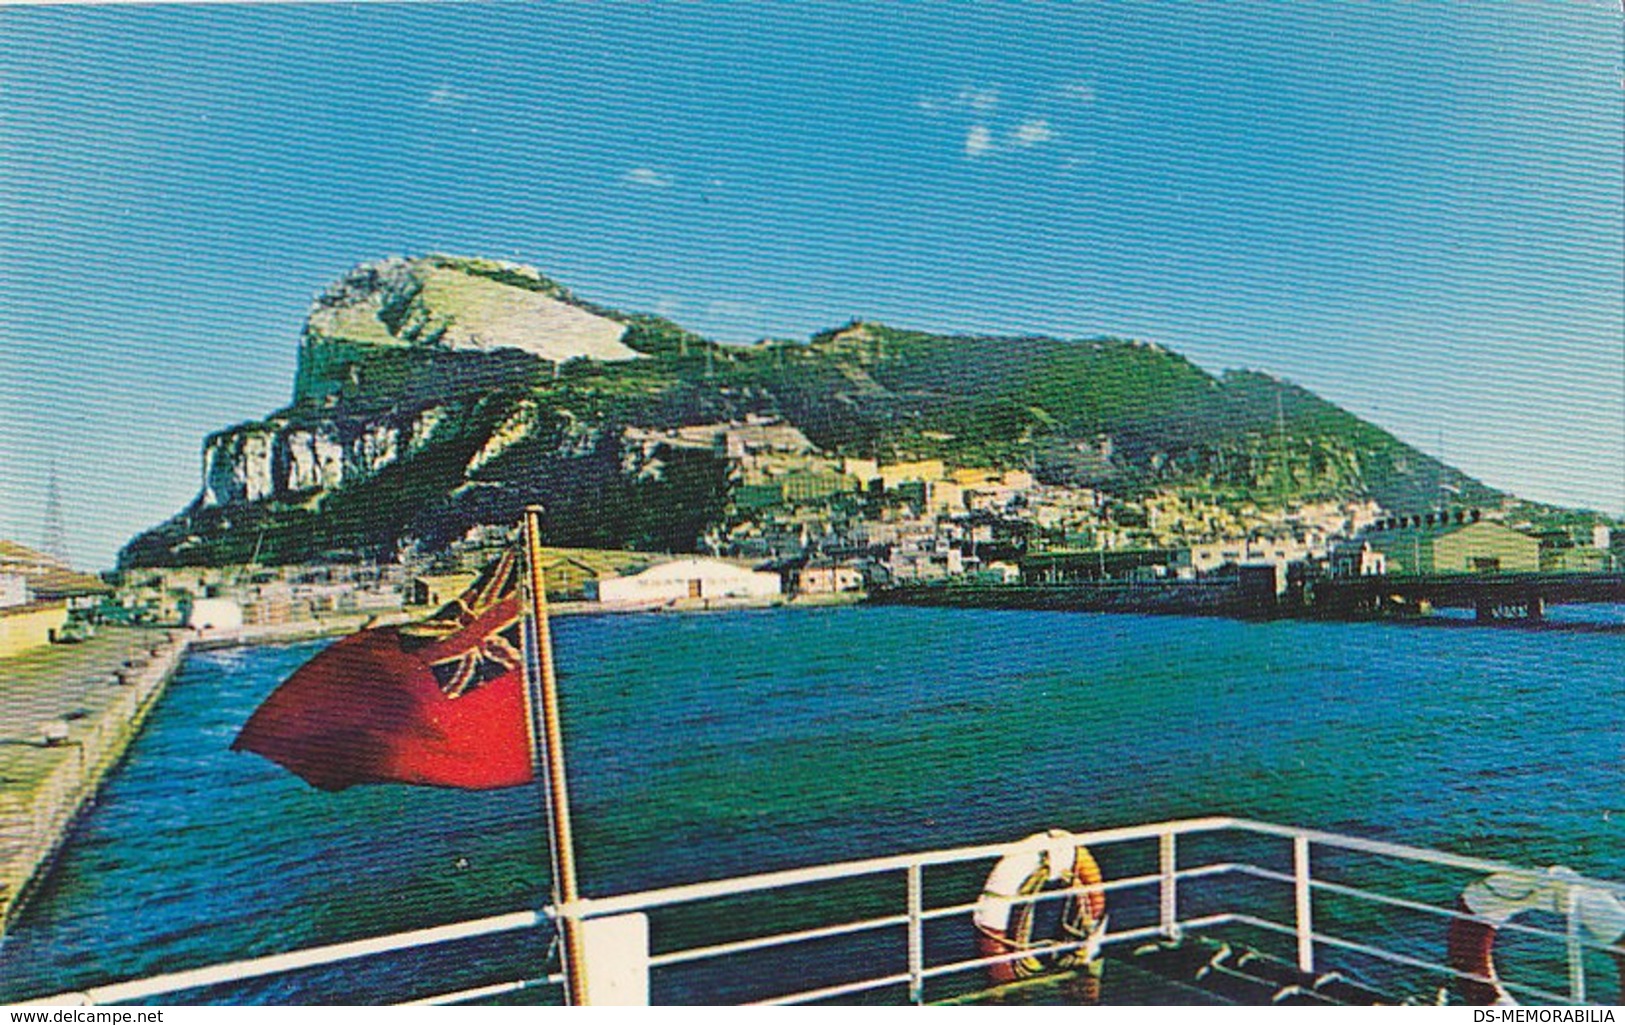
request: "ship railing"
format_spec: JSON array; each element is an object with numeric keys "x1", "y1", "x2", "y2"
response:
[{"x1": 25, "y1": 816, "x2": 1625, "y2": 1006}]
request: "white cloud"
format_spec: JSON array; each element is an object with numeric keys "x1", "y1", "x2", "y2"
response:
[
  {"x1": 1012, "y1": 119, "x2": 1056, "y2": 148},
  {"x1": 622, "y1": 166, "x2": 674, "y2": 189},
  {"x1": 426, "y1": 83, "x2": 469, "y2": 108},
  {"x1": 964, "y1": 124, "x2": 994, "y2": 159},
  {"x1": 1058, "y1": 81, "x2": 1097, "y2": 104},
  {"x1": 960, "y1": 85, "x2": 1000, "y2": 114},
  {"x1": 924, "y1": 83, "x2": 1074, "y2": 161},
  {"x1": 919, "y1": 84, "x2": 1000, "y2": 117},
  {"x1": 653, "y1": 296, "x2": 684, "y2": 318}
]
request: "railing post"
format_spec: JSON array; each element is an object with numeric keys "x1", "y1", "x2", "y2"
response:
[
  {"x1": 577, "y1": 913, "x2": 650, "y2": 1005},
  {"x1": 1566, "y1": 883, "x2": 1586, "y2": 1004},
  {"x1": 1159, "y1": 830, "x2": 1179, "y2": 939},
  {"x1": 1293, "y1": 835, "x2": 1314, "y2": 974},
  {"x1": 906, "y1": 862, "x2": 924, "y2": 1005}
]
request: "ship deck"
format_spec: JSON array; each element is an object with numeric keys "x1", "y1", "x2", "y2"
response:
[
  {"x1": 943, "y1": 939, "x2": 1401, "y2": 1007},
  {"x1": 19, "y1": 815, "x2": 1623, "y2": 1007}
]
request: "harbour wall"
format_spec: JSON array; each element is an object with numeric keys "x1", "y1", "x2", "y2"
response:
[
  {"x1": 866, "y1": 581, "x2": 1252, "y2": 617},
  {"x1": 0, "y1": 614, "x2": 411, "y2": 936},
  {"x1": 0, "y1": 629, "x2": 187, "y2": 935},
  {"x1": 190, "y1": 610, "x2": 414, "y2": 650},
  {"x1": 866, "y1": 578, "x2": 1624, "y2": 629}
]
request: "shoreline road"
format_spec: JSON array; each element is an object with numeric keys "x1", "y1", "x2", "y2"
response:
[{"x1": 0, "y1": 627, "x2": 183, "y2": 934}]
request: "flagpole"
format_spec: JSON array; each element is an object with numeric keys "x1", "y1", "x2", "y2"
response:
[{"x1": 520, "y1": 505, "x2": 588, "y2": 1006}]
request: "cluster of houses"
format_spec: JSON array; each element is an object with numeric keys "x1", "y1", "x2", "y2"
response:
[
  {"x1": 656, "y1": 417, "x2": 1393, "y2": 589},
  {"x1": 111, "y1": 561, "x2": 406, "y2": 631},
  {"x1": 0, "y1": 541, "x2": 111, "y2": 656},
  {"x1": 633, "y1": 416, "x2": 1603, "y2": 595},
  {"x1": 8, "y1": 411, "x2": 1617, "y2": 644},
  {"x1": 3, "y1": 510, "x2": 1616, "y2": 649}
]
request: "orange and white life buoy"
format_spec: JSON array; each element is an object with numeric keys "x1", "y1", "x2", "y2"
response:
[
  {"x1": 1447, "y1": 867, "x2": 1625, "y2": 1005},
  {"x1": 973, "y1": 829, "x2": 1108, "y2": 985}
]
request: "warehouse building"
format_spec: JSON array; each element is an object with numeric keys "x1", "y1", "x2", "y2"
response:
[
  {"x1": 587, "y1": 557, "x2": 781, "y2": 605},
  {"x1": 1362, "y1": 520, "x2": 1538, "y2": 575}
]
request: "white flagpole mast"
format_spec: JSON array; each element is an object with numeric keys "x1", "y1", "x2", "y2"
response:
[{"x1": 520, "y1": 505, "x2": 587, "y2": 1006}]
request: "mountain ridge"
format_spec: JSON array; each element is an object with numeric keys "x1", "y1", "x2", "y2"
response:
[{"x1": 120, "y1": 256, "x2": 1513, "y2": 568}]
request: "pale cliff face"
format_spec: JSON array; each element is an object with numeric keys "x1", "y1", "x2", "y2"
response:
[
  {"x1": 193, "y1": 253, "x2": 648, "y2": 515},
  {"x1": 197, "y1": 407, "x2": 445, "y2": 509},
  {"x1": 202, "y1": 426, "x2": 277, "y2": 507}
]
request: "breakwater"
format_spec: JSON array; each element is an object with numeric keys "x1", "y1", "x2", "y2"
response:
[
  {"x1": 0, "y1": 627, "x2": 184, "y2": 934},
  {"x1": 0, "y1": 614, "x2": 407, "y2": 937},
  {"x1": 867, "y1": 581, "x2": 1248, "y2": 616},
  {"x1": 190, "y1": 611, "x2": 413, "y2": 650},
  {"x1": 868, "y1": 577, "x2": 1625, "y2": 628}
]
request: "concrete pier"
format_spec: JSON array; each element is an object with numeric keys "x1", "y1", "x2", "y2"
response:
[
  {"x1": 0, "y1": 627, "x2": 185, "y2": 934},
  {"x1": 0, "y1": 614, "x2": 417, "y2": 935},
  {"x1": 192, "y1": 610, "x2": 411, "y2": 650}
]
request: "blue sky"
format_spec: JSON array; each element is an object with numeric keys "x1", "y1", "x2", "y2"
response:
[{"x1": 2, "y1": 4, "x2": 1620, "y2": 568}]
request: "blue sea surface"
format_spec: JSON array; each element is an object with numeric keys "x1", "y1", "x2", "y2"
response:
[{"x1": 1, "y1": 608, "x2": 1620, "y2": 1003}]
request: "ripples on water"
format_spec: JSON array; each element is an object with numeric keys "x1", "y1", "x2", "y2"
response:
[{"x1": 2, "y1": 608, "x2": 1620, "y2": 1002}]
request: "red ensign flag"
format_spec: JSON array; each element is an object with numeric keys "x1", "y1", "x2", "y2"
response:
[{"x1": 232, "y1": 552, "x2": 536, "y2": 791}]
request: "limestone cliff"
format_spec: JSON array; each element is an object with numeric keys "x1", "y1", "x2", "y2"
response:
[{"x1": 198, "y1": 408, "x2": 447, "y2": 507}]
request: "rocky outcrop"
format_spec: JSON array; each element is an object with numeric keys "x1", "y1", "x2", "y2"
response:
[
  {"x1": 201, "y1": 425, "x2": 278, "y2": 506},
  {"x1": 465, "y1": 401, "x2": 538, "y2": 475},
  {"x1": 295, "y1": 255, "x2": 641, "y2": 402},
  {"x1": 198, "y1": 407, "x2": 445, "y2": 508}
]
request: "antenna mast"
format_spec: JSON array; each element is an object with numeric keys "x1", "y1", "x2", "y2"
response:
[{"x1": 42, "y1": 467, "x2": 69, "y2": 564}]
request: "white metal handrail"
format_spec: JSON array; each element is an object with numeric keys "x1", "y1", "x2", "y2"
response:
[
  {"x1": 21, "y1": 816, "x2": 1622, "y2": 1007},
  {"x1": 1232, "y1": 864, "x2": 1625, "y2": 962},
  {"x1": 564, "y1": 814, "x2": 1240, "y2": 919},
  {"x1": 1230, "y1": 817, "x2": 1625, "y2": 899},
  {"x1": 24, "y1": 910, "x2": 549, "y2": 1007}
]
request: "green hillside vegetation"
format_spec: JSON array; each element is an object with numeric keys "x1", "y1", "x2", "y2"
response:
[{"x1": 121, "y1": 259, "x2": 1513, "y2": 568}]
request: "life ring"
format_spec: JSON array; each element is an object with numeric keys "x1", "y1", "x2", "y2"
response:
[
  {"x1": 973, "y1": 829, "x2": 1108, "y2": 985},
  {"x1": 1447, "y1": 867, "x2": 1625, "y2": 1005}
]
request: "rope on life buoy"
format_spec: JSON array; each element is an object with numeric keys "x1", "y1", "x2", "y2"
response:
[
  {"x1": 1447, "y1": 866, "x2": 1625, "y2": 1005},
  {"x1": 973, "y1": 829, "x2": 1109, "y2": 986}
]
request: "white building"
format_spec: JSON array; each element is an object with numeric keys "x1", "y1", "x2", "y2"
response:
[
  {"x1": 1330, "y1": 541, "x2": 1387, "y2": 578},
  {"x1": 0, "y1": 573, "x2": 28, "y2": 609},
  {"x1": 186, "y1": 597, "x2": 244, "y2": 635},
  {"x1": 984, "y1": 560, "x2": 1021, "y2": 584},
  {"x1": 588, "y1": 558, "x2": 781, "y2": 604},
  {"x1": 1178, "y1": 537, "x2": 1324, "y2": 577},
  {"x1": 887, "y1": 544, "x2": 964, "y2": 583},
  {"x1": 797, "y1": 562, "x2": 864, "y2": 595}
]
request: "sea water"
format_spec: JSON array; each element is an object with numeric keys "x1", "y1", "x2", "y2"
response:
[{"x1": 1, "y1": 607, "x2": 1620, "y2": 1003}]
